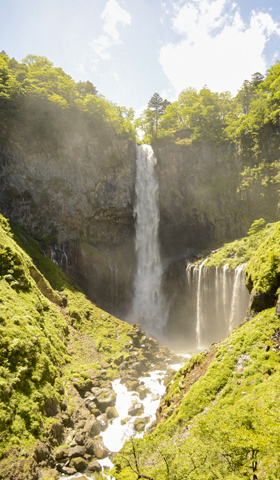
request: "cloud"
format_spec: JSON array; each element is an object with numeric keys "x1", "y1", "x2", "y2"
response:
[
  {"x1": 102, "y1": 0, "x2": 131, "y2": 42},
  {"x1": 91, "y1": 0, "x2": 131, "y2": 61},
  {"x1": 91, "y1": 35, "x2": 112, "y2": 60},
  {"x1": 159, "y1": 0, "x2": 280, "y2": 96}
]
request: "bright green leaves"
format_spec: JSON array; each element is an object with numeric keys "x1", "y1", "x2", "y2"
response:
[
  {"x1": 0, "y1": 53, "x2": 135, "y2": 141},
  {"x1": 245, "y1": 223, "x2": 280, "y2": 294}
]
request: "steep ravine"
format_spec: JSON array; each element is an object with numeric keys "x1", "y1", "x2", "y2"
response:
[{"x1": 0, "y1": 214, "x2": 182, "y2": 480}]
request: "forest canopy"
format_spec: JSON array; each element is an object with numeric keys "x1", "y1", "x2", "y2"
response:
[{"x1": 0, "y1": 52, "x2": 135, "y2": 139}]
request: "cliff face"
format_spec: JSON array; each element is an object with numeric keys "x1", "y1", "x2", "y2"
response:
[
  {"x1": 1, "y1": 122, "x2": 279, "y2": 321},
  {"x1": 0, "y1": 116, "x2": 136, "y2": 315},
  {"x1": 154, "y1": 139, "x2": 247, "y2": 258},
  {"x1": 154, "y1": 136, "x2": 280, "y2": 259}
]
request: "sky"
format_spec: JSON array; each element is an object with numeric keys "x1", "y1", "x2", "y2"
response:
[{"x1": 1, "y1": 0, "x2": 280, "y2": 115}]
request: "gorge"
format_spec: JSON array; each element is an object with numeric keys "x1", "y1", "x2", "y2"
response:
[{"x1": 1, "y1": 52, "x2": 280, "y2": 479}]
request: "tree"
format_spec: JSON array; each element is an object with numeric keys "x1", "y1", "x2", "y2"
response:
[
  {"x1": 76, "y1": 80, "x2": 98, "y2": 97},
  {"x1": 147, "y1": 92, "x2": 170, "y2": 138}
]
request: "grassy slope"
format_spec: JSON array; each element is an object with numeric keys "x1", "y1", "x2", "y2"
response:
[
  {"x1": 0, "y1": 214, "x2": 138, "y2": 477},
  {"x1": 113, "y1": 220, "x2": 280, "y2": 480}
]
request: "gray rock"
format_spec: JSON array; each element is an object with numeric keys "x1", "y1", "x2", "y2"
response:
[
  {"x1": 88, "y1": 460, "x2": 102, "y2": 472},
  {"x1": 94, "y1": 388, "x2": 117, "y2": 412},
  {"x1": 68, "y1": 445, "x2": 86, "y2": 459},
  {"x1": 85, "y1": 438, "x2": 109, "y2": 459},
  {"x1": 97, "y1": 413, "x2": 108, "y2": 431},
  {"x1": 54, "y1": 446, "x2": 68, "y2": 462},
  {"x1": 134, "y1": 416, "x2": 150, "y2": 432},
  {"x1": 106, "y1": 406, "x2": 119, "y2": 419},
  {"x1": 74, "y1": 432, "x2": 84, "y2": 445},
  {"x1": 71, "y1": 456, "x2": 88, "y2": 472},
  {"x1": 128, "y1": 403, "x2": 144, "y2": 416},
  {"x1": 61, "y1": 466, "x2": 77, "y2": 475},
  {"x1": 83, "y1": 417, "x2": 101, "y2": 437}
]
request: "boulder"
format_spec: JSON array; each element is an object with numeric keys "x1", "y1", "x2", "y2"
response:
[
  {"x1": 33, "y1": 442, "x2": 50, "y2": 463},
  {"x1": 85, "y1": 437, "x2": 109, "y2": 459},
  {"x1": 120, "y1": 375, "x2": 137, "y2": 384},
  {"x1": 44, "y1": 396, "x2": 59, "y2": 417},
  {"x1": 125, "y1": 380, "x2": 139, "y2": 391},
  {"x1": 88, "y1": 460, "x2": 102, "y2": 472},
  {"x1": 248, "y1": 289, "x2": 275, "y2": 314},
  {"x1": 97, "y1": 413, "x2": 108, "y2": 431},
  {"x1": 48, "y1": 421, "x2": 65, "y2": 446},
  {"x1": 71, "y1": 456, "x2": 88, "y2": 472},
  {"x1": 83, "y1": 417, "x2": 101, "y2": 437},
  {"x1": 136, "y1": 385, "x2": 148, "y2": 400},
  {"x1": 54, "y1": 446, "x2": 68, "y2": 462},
  {"x1": 121, "y1": 417, "x2": 130, "y2": 425},
  {"x1": 61, "y1": 466, "x2": 77, "y2": 475},
  {"x1": 94, "y1": 388, "x2": 116, "y2": 412},
  {"x1": 74, "y1": 432, "x2": 84, "y2": 445},
  {"x1": 128, "y1": 403, "x2": 144, "y2": 416},
  {"x1": 134, "y1": 416, "x2": 150, "y2": 432},
  {"x1": 91, "y1": 438, "x2": 109, "y2": 459},
  {"x1": 68, "y1": 445, "x2": 86, "y2": 459},
  {"x1": 114, "y1": 354, "x2": 126, "y2": 366},
  {"x1": 106, "y1": 406, "x2": 119, "y2": 419},
  {"x1": 84, "y1": 395, "x2": 97, "y2": 412}
]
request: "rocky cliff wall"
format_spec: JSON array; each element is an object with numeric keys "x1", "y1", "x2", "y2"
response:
[
  {"x1": 1, "y1": 122, "x2": 279, "y2": 322},
  {"x1": 0, "y1": 117, "x2": 136, "y2": 316},
  {"x1": 154, "y1": 138, "x2": 247, "y2": 258}
]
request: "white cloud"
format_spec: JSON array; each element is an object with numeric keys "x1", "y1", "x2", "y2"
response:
[
  {"x1": 102, "y1": 0, "x2": 131, "y2": 42},
  {"x1": 91, "y1": 0, "x2": 131, "y2": 61},
  {"x1": 159, "y1": 0, "x2": 280, "y2": 96},
  {"x1": 91, "y1": 35, "x2": 112, "y2": 60}
]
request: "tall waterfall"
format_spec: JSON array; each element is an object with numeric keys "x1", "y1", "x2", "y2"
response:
[{"x1": 130, "y1": 145, "x2": 167, "y2": 336}]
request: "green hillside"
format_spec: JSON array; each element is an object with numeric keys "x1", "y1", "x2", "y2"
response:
[
  {"x1": 112, "y1": 222, "x2": 280, "y2": 480},
  {"x1": 0, "y1": 213, "x2": 144, "y2": 479}
]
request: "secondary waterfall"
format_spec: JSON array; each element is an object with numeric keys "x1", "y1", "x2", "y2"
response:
[
  {"x1": 195, "y1": 259, "x2": 207, "y2": 349},
  {"x1": 130, "y1": 145, "x2": 167, "y2": 336},
  {"x1": 185, "y1": 263, "x2": 249, "y2": 350}
]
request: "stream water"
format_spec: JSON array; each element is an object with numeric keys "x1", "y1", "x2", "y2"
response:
[{"x1": 59, "y1": 358, "x2": 189, "y2": 480}]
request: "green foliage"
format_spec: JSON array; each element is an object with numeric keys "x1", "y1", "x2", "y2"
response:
[
  {"x1": 113, "y1": 222, "x2": 280, "y2": 479},
  {"x1": 245, "y1": 222, "x2": 280, "y2": 294},
  {"x1": 0, "y1": 212, "x2": 140, "y2": 471},
  {"x1": 135, "y1": 92, "x2": 170, "y2": 142},
  {"x1": 247, "y1": 218, "x2": 265, "y2": 236},
  {"x1": 0, "y1": 52, "x2": 135, "y2": 141},
  {"x1": 113, "y1": 308, "x2": 280, "y2": 480},
  {"x1": 0, "y1": 214, "x2": 70, "y2": 454},
  {"x1": 206, "y1": 220, "x2": 277, "y2": 269}
]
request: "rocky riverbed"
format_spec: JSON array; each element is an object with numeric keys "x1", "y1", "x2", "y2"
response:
[{"x1": 36, "y1": 324, "x2": 184, "y2": 480}]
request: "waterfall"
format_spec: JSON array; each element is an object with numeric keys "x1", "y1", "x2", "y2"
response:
[
  {"x1": 229, "y1": 264, "x2": 246, "y2": 333},
  {"x1": 222, "y1": 263, "x2": 230, "y2": 318},
  {"x1": 195, "y1": 259, "x2": 207, "y2": 349},
  {"x1": 184, "y1": 261, "x2": 249, "y2": 350},
  {"x1": 130, "y1": 145, "x2": 167, "y2": 336}
]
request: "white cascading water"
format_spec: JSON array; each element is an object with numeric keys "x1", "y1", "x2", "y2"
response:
[
  {"x1": 186, "y1": 262, "x2": 249, "y2": 349},
  {"x1": 223, "y1": 263, "x2": 230, "y2": 319},
  {"x1": 195, "y1": 259, "x2": 207, "y2": 349},
  {"x1": 229, "y1": 264, "x2": 246, "y2": 332},
  {"x1": 130, "y1": 145, "x2": 167, "y2": 336}
]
